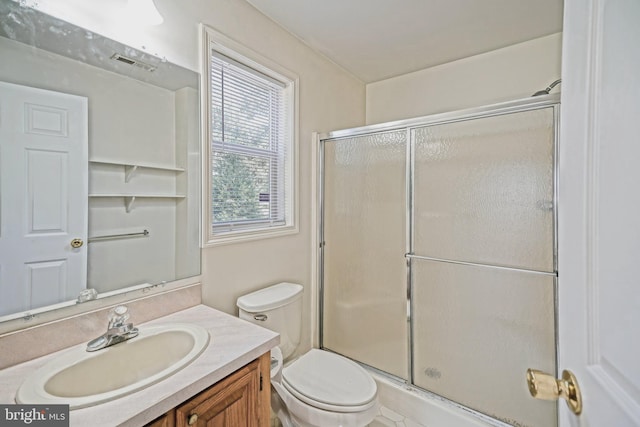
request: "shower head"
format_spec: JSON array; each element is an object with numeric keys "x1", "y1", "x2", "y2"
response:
[
  {"x1": 532, "y1": 79, "x2": 562, "y2": 96},
  {"x1": 532, "y1": 89, "x2": 552, "y2": 96}
]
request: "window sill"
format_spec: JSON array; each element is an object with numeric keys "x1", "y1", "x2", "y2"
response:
[{"x1": 202, "y1": 224, "x2": 298, "y2": 247}]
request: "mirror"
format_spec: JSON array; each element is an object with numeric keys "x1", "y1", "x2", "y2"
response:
[{"x1": 0, "y1": 1, "x2": 201, "y2": 324}]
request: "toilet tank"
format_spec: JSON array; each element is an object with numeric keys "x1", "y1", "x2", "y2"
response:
[{"x1": 236, "y1": 283, "x2": 303, "y2": 360}]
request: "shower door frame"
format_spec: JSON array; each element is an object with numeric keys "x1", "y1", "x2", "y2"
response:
[{"x1": 318, "y1": 94, "x2": 561, "y2": 425}]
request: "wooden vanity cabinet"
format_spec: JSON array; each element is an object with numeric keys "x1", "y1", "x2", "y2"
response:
[
  {"x1": 145, "y1": 413, "x2": 174, "y2": 427},
  {"x1": 145, "y1": 352, "x2": 271, "y2": 427}
]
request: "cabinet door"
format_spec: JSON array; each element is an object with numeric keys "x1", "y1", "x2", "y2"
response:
[
  {"x1": 146, "y1": 412, "x2": 175, "y2": 427},
  {"x1": 176, "y1": 355, "x2": 268, "y2": 427}
]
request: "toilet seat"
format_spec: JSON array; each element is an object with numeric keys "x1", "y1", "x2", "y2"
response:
[{"x1": 282, "y1": 349, "x2": 377, "y2": 413}]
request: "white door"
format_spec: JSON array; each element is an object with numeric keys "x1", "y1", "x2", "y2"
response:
[
  {"x1": 0, "y1": 81, "x2": 88, "y2": 317},
  {"x1": 558, "y1": 0, "x2": 640, "y2": 425}
]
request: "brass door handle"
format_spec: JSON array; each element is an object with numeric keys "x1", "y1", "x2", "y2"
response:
[
  {"x1": 70, "y1": 238, "x2": 84, "y2": 248},
  {"x1": 526, "y1": 369, "x2": 582, "y2": 415},
  {"x1": 187, "y1": 413, "x2": 198, "y2": 425}
]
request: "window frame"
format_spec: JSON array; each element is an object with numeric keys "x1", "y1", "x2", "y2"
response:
[{"x1": 201, "y1": 25, "x2": 299, "y2": 247}]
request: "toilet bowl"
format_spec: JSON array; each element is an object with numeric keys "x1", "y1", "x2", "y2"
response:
[{"x1": 237, "y1": 283, "x2": 379, "y2": 427}]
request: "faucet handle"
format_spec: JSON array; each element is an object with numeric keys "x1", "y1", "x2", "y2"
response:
[{"x1": 108, "y1": 305, "x2": 130, "y2": 328}]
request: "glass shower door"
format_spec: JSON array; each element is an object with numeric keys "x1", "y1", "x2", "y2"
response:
[
  {"x1": 412, "y1": 108, "x2": 556, "y2": 271},
  {"x1": 412, "y1": 260, "x2": 556, "y2": 426},
  {"x1": 411, "y1": 107, "x2": 557, "y2": 427},
  {"x1": 322, "y1": 130, "x2": 408, "y2": 379}
]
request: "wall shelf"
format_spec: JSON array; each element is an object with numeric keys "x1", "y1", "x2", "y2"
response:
[
  {"x1": 89, "y1": 194, "x2": 186, "y2": 213},
  {"x1": 89, "y1": 160, "x2": 185, "y2": 182}
]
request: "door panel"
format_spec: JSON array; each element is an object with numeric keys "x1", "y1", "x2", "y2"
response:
[
  {"x1": 27, "y1": 149, "x2": 68, "y2": 233},
  {"x1": 24, "y1": 102, "x2": 69, "y2": 137},
  {"x1": 26, "y1": 260, "x2": 67, "y2": 309},
  {"x1": 558, "y1": 0, "x2": 640, "y2": 424},
  {"x1": 0, "y1": 81, "x2": 88, "y2": 317}
]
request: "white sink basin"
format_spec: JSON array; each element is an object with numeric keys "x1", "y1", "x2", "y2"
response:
[{"x1": 16, "y1": 323, "x2": 210, "y2": 409}]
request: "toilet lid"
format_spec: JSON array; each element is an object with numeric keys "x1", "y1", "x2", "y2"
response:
[{"x1": 282, "y1": 349, "x2": 376, "y2": 411}]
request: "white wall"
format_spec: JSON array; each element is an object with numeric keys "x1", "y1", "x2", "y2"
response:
[
  {"x1": 175, "y1": 87, "x2": 201, "y2": 279},
  {"x1": 0, "y1": 36, "x2": 183, "y2": 294},
  {"x1": 193, "y1": 1, "x2": 366, "y2": 358},
  {"x1": 30, "y1": 0, "x2": 366, "y2": 355},
  {"x1": 366, "y1": 33, "x2": 563, "y2": 124},
  {"x1": 0, "y1": 38, "x2": 176, "y2": 164},
  {"x1": 24, "y1": 0, "x2": 562, "y2": 359}
]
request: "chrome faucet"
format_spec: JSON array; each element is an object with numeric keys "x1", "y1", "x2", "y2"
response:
[{"x1": 86, "y1": 305, "x2": 139, "y2": 352}]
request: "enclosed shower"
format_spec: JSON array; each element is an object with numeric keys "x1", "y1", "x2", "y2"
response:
[{"x1": 319, "y1": 96, "x2": 559, "y2": 427}]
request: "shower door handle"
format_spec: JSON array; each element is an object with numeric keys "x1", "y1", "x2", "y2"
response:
[{"x1": 526, "y1": 368, "x2": 582, "y2": 415}]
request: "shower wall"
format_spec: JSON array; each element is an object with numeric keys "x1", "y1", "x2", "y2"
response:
[{"x1": 321, "y1": 98, "x2": 559, "y2": 427}]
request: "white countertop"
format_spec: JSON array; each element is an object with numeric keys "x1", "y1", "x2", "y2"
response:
[{"x1": 0, "y1": 305, "x2": 280, "y2": 426}]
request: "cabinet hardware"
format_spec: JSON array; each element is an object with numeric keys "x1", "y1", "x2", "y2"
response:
[{"x1": 187, "y1": 413, "x2": 198, "y2": 425}]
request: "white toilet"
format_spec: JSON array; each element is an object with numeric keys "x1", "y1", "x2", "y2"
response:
[{"x1": 237, "y1": 282, "x2": 379, "y2": 427}]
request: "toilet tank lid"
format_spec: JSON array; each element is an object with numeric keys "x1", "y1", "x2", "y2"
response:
[{"x1": 237, "y1": 282, "x2": 303, "y2": 312}]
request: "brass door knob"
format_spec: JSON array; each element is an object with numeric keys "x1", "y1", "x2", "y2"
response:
[
  {"x1": 187, "y1": 413, "x2": 198, "y2": 425},
  {"x1": 526, "y1": 369, "x2": 582, "y2": 415},
  {"x1": 70, "y1": 238, "x2": 84, "y2": 248}
]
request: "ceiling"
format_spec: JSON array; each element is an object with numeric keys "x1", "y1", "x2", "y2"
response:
[{"x1": 245, "y1": 0, "x2": 564, "y2": 83}]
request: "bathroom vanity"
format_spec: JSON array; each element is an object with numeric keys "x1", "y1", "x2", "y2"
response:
[
  {"x1": 0, "y1": 304, "x2": 279, "y2": 427},
  {"x1": 147, "y1": 353, "x2": 269, "y2": 427}
]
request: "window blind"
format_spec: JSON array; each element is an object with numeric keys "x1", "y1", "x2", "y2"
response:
[{"x1": 210, "y1": 50, "x2": 289, "y2": 234}]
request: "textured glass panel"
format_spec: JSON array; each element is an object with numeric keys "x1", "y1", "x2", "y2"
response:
[
  {"x1": 412, "y1": 259, "x2": 556, "y2": 427},
  {"x1": 323, "y1": 131, "x2": 408, "y2": 379},
  {"x1": 413, "y1": 108, "x2": 555, "y2": 272}
]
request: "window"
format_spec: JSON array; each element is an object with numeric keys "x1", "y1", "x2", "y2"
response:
[{"x1": 202, "y1": 26, "x2": 298, "y2": 246}]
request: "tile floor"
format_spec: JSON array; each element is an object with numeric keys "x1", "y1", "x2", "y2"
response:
[{"x1": 368, "y1": 405, "x2": 426, "y2": 427}]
